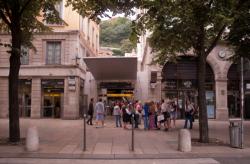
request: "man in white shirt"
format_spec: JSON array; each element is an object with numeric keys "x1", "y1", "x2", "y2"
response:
[
  {"x1": 95, "y1": 98, "x2": 105, "y2": 128},
  {"x1": 161, "y1": 99, "x2": 171, "y2": 131}
]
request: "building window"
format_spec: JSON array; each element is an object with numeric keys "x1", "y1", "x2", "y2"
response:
[
  {"x1": 87, "y1": 19, "x2": 90, "y2": 41},
  {"x1": 92, "y1": 27, "x2": 95, "y2": 48},
  {"x1": 46, "y1": 42, "x2": 61, "y2": 65},
  {"x1": 150, "y1": 71, "x2": 157, "y2": 83},
  {"x1": 21, "y1": 46, "x2": 29, "y2": 65},
  {"x1": 96, "y1": 34, "x2": 99, "y2": 52}
]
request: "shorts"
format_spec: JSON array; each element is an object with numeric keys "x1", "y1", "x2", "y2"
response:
[
  {"x1": 163, "y1": 112, "x2": 170, "y2": 121},
  {"x1": 170, "y1": 111, "x2": 177, "y2": 119},
  {"x1": 96, "y1": 114, "x2": 104, "y2": 120}
]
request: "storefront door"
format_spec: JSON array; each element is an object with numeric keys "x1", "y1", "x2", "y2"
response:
[
  {"x1": 41, "y1": 79, "x2": 64, "y2": 118},
  {"x1": 43, "y1": 93, "x2": 62, "y2": 118}
]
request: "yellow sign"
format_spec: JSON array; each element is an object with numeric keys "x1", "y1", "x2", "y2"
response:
[
  {"x1": 107, "y1": 94, "x2": 133, "y2": 97},
  {"x1": 44, "y1": 93, "x2": 61, "y2": 97}
]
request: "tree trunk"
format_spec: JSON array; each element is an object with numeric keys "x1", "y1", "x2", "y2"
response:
[
  {"x1": 198, "y1": 52, "x2": 209, "y2": 143},
  {"x1": 9, "y1": 16, "x2": 21, "y2": 142}
]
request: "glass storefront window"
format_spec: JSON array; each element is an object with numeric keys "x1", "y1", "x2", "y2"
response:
[
  {"x1": 206, "y1": 91, "x2": 215, "y2": 119},
  {"x1": 18, "y1": 80, "x2": 32, "y2": 117}
]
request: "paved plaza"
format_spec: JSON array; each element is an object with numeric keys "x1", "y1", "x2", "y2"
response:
[{"x1": 0, "y1": 117, "x2": 250, "y2": 164}]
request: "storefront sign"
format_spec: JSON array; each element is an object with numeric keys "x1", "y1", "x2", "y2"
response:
[
  {"x1": 246, "y1": 83, "x2": 250, "y2": 90},
  {"x1": 68, "y1": 76, "x2": 76, "y2": 91},
  {"x1": 42, "y1": 79, "x2": 64, "y2": 88},
  {"x1": 164, "y1": 80, "x2": 177, "y2": 89},
  {"x1": 179, "y1": 80, "x2": 197, "y2": 89},
  {"x1": 183, "y1": 81, "x2": 192, "y2": 88}
]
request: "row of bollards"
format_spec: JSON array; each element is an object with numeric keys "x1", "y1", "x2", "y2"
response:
[{"x1": 24, "y1": 125, "x2": 191, "y2": 153}]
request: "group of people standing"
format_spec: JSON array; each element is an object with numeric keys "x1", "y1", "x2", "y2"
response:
[
  {"x1": 142, "y1": 99, "x2": 178, "y2": 131},
  {"x1": 86, "y1": 98, "x2": 197, "y2": 130}
]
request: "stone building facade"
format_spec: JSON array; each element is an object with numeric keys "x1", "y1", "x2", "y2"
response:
[
  {"x1": 136, "y1": 34, "x2": 250, "y2": 120},
  {"x1": 0, "y1": 1, "x2": 99, "y2": 119}
]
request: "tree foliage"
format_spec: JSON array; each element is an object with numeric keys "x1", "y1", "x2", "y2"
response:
[
  {"x1": 100, "y1": 17, "x2": 135, "y2": 54},
  {"x1": 228, "y1": 0, "x2": 250, "y2": 60},
  {"x1": 0, "y1": 0, "x2": 64, "y2": 142}
]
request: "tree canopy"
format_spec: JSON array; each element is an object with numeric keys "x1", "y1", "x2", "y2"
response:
[
  {"x1": 100, "y1": 17, "x2": 136, "y2": 54},
  {"x1": 228, "y1": 1, "x2": 250, "y2": 60}
]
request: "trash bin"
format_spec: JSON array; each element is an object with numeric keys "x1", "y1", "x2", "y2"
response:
[{"x1": 229, "y1": 118, "x2": 242, "y2": 148}]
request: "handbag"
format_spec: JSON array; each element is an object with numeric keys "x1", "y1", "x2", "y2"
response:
[{"x1": 157, "y1": 114, "x2": 164, "y2": 122}]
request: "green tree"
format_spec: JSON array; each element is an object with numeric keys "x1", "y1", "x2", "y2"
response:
[
  {"x1": 68, "y1": 0, "x2": 248, "y2": 143},
  {"x1": 0, "y1": 0, "x2": 63, "y2": 142},
  {"x1": 228, "y1": 1, "x2": 250, "y2": 60},
  {"x1": 100, "y1": 17, "x2": 136, "y2": 54}
]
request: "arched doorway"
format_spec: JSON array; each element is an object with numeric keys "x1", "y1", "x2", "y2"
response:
[
  {"x1": 227, "y1": 63, "x2": 250, "y2": 119},
  {"x1": 162, "y1": 56, "x2": 215, "y2": 119}
]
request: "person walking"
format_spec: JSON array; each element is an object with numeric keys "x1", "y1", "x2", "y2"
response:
[
  {"x1": 184, "y1": 100, "x2": 194, "y2": 129},
  {"x1": 87, "y1": 98, "x2": 94, "y2": 125},
  {"x1": 95, "y1": 98, "x2": 105, "y2": 128},
  {"x1": 113, "y1": 103, "x2": 122, "y2": 127}
]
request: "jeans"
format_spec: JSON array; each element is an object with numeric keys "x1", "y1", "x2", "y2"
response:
[
  {"x1": 134, "y1": 114, "x2": 140, "y2": 128},
  {"x1": 87, "y1": 115, "x2": 93, "y2": 125},
  {"x1": 115, "y1": 115, "x2": 122, "y2": 127},
  {"x1": 184, "y1": 115, "x2": 193, "y2": 129},
  {"x1": 144, "y1": 116, "x2": 149, "y2": 130}
]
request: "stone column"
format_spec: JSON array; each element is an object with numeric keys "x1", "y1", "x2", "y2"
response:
[
  {"x1": 63, "y1": 77, "x2": 79, "y2": 119},
  {"x1": 0, "y1": 78, "x2": 8, "y2": 118},
  {"x1": 31, "y1": 78, "x2": 41, "y2": 118},
  {"x1": 215, "y1": 79, "x2": 228, "y2": 120}
]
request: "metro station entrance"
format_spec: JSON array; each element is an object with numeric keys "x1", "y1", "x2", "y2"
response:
[
  {"x1": 83, "y1": 56, "x2": 137, "y2": 117},
  {"x1": 99, "y1": 82, "x2": 134, "y2": 115}
]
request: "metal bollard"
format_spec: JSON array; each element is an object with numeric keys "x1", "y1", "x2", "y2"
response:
[
  {"x1": 83, "y1": 113, "x2": 87, "y2": 151},
  {"x1": 131, "y1": 114, "x2": 135, "y2": 151}
]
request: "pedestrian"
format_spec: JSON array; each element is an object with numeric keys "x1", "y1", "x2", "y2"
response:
[
  {"x1": 113, "y1": 103, "x2": 122, "y2": 127},
  {"x1": 87, "y1": 98, "x2": 94, "y2": 125},
  {"x1": 95, "y1": 98, "x2": 105, "y2": 128},
  {"x1": 143, "y1": 102, "x2": 149, "y2": 130},
  {"x1": 149, "y1": 101, "x2": 156, "y2": 129},
  {"x1": 122, "y1": 102, "x2": 131, "y2": 129},
  {"x1": 170, "y1": 100, "x2": 177, "y2": 128},
  {"x1": 161, "y1": 99, "x2": 170, "y2": 131},
  {"x1": 134, "y1": 101, "x2": 141, "y2": 128},
  {"x1": 184, "y1": 100, "x2": 194, "y2": 129}
]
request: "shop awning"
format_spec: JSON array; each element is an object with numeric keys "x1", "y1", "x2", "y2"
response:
[{"x1": 83, "y1": 57, "x2": 137, "y2": 80}]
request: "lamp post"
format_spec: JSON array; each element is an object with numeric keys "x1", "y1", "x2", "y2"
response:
[{"x1": 240, "y1": 57, "x2": 244, "y2": 149}]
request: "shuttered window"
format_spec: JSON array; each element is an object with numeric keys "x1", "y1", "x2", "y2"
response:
[{"x1": 46, "y1": 42, "x2": 61, "y2": 65}]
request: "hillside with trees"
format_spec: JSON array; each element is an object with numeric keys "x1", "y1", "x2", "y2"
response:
[{"x1": 100, "y1": 17, "x2": 136, "y2": 56}]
